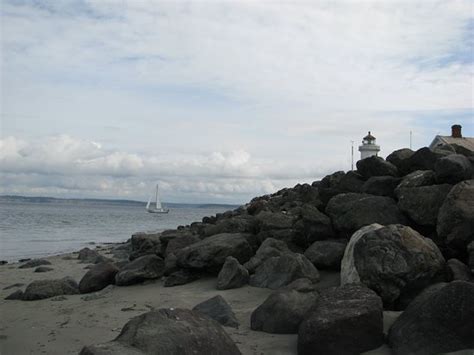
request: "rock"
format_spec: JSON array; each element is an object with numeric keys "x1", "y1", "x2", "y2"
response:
[
  {"x1": 304, "y1": 240, "x2": 347, "y2": 270},
  {"x1": 256, "y1": 211, "x2": 295, "y2": 231},
  {"x1": 341, "y1": 224, "x2": 446, "y2": 309},
  {"x1": 3, "y1": 283, "x2": 24, "y2": 290},
  {"x1": 361, "y1": 176, "x2": 401, "y2": 197},
  {"x1": 298, "y1": 284, "x2": 383, "y2": 355},
  {"x1": 79, "y1": 262, "x2": 119, "y2": 293},
  {"x1": 18, "y1": 259, "x2": 51, "y2": 269},
  {"x1": 130, "y1": 232, "x2": 163, "y2": 260},
  {"x1": 395, "y1": 170, "x2": 436, "y2": 190},
  {"x1": 176, "y1": 233, "x2": 253, "y2": 273},
  {"x1": 356, "y1": 156, "x2": 398, "y2": 178},
  {"x1": 244, "y1": 238, "x2": 290, "y2": 273},
  {"x1": 163, "y1": 253, "x2": 179, "y2": 276},
  {"x1": 398, "y1": 147, "x2": 442, "y2": 175},
  {"x1": 34, "y1": 266, "x2": 53, "y2": 273},
  {"x1": 81, "y1": 285, "x2": 114, "y2": 301},
  {"x1": 388, "y1": 281, "x2": 474, "y2": 355},
  {"x1": 293, "y1": 204, "x2": 335, "y2": 246},
  {"x1": 386, "y1": 148, "x2": 415, "y2": 171},
  {"x1": 335, "y1": 171, "x2": 365, "y2": 193},
  {"x1": 326, "y1": 193, "x2": 407, "y2": 237},
  {"x1": 251, "y1": 287, "x2": 318, "y2": 334},
  {"x1": 164, "y1": 269, "x2": 200, "y2": 287},
  {"x1": 437, "y1": 180, "x2": 474, "y2": 259},
  {"x1": 165, "y1": 234, "x2": 201, "y2": 256},
  {"x1": 80, "y1": 308, "x2": 241, "y2": 355},
  {"x1": 5, "y1": 289, "x2": 24, "y2": 300},
  {"x1": 115, "y1": 255, "x2": 165, "y2": 286},
  {"x1": 192, "y1": 295, "x2": 239, "y2": 328},
  {"x1": 284, "y1": 278, "x2": 318, "y2": 292},
  {"x1": 18, "y1": 258, "x2": 31, "y2": 262},
  {"x1": 203, "y1": 215, "x2": 257, "y2": 237},
  {"x1": 469, "y1": 241, "x2": 474, "y2": 273},
  {"x1": 250, "y1": 252, "x2": 319, "y2": 289},
  {"x1": 435, "y1": 154, "x2": 473, "y2": 184},
  {"x1": 446, "y1": 259, "x2": 472, "y2": 281},
  {"x1": 78, "y1": 248, "x2": 100, "y2": 262},
  {"x1": 320, "y1": 171, "x2": 345, "y2": 188},
  {"x1": 396, "y1": 184, "x2": 452, "y2": 227},
  {"x1": 217, "y1": 256, "x2": 249, "y2": 290},
  {"x1": 0, "y1": 260, "x2": 8, "y2": 265},
  {"x1": 22, "y1": 277, "x2": 79, "y2": 301}
]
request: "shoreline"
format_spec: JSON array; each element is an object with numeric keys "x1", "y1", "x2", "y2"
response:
[{"x1": 0, "y1": 246, "x2": 398, "y2": 355}]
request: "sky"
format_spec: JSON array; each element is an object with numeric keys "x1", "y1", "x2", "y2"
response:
[{"x1": 1, "y1": 0, "x2": 473, "y2": 204}]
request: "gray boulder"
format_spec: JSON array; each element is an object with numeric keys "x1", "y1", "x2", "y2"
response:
[
  {"x1": 22, "y1": 277, "x2": 79, "y2": 300},
  {"x1": 435, "y1": 154, "x2": 473, "y2": 184},
  {"x1": 326, "y1": 193, "x2": 407, "y2": 237},
  {"x1": 243, "y1": 238, "x2": 290, "y2": 273},
  {"x1": 115, "y1": 255, "x2": 164, "y2": 286},
  {"x1": 398, "y1": 147, "x2": 442, "y2": 175},
  {"x1": 388, "y1": 281, "x2": 474, "y2": 355},
  {"x1": 203, "y1": 215, "x2": 257, "y2": 237},
  {"x1": 5, "y1": 289, "x2": 24, "y2": 300},
  {"x1": 251, "y1": 287, "x2": 318, "y2": 334},
  {"x1": 193, "y1": 295, "x2": 239, "y2": 328},
  {"x1": 165, "y1": 234, "x2": 201, "y2": 257},
  {"x1": 298, "y1": 283, "x2": 383, "y2": 355},
  {"x1": 217, "y1": 256, "x2": 249, "y2": 290},
  {"x1": 469, "y1": 241, "x2": 474, "y2": 273},
  {"x1": 250, "y1": 252, "x2": 319, "y2": 289},
  {"x1": 78, "y1": 248, "x2": 101, "y2": 262},
  {"x1": 395, "y1": 170, "x2": 436, "y2": 190},
  {"x1": 130, "y1": 231, "x2": 163, "y2": 260},
  {"x1": 437, "y1": 180, "x2": 474, "y2": 258},
  {"x1": 164, "y1": 269, "x2": 200, "y2": 287},
  {"x1": 293, "y1": 204, "x2": 335, "y2": 246},
  {"x1": 79, "y1": 262, "x2": 119, "y2": 293},
  {"x1": 396, "y1": 184, "x2": 452, "y2": 227},
  {"x1": 356, "y1": 156, "x2": 398, "y2": 178},
  {"x1": 386, "y1": 148, "x2": 415, "y2": 171},
  {"x1": 80, "y1": 308, "x2": 241, "y2": 355},
  {"x1": 361, "y1": 176, "x2": 401, "y2": 197},
  {"x1": 446, "y1": 259, "x2": 472, "y2": 282},
  {"x1": 19, "y1": 259, "x2": 51, "y2": 269},
  {"x1": 304, "y1": 240, "x2": 347, "y2": 270},
  {"x1": 341, "y1": 224, "x2": 446, "y2": 309},
  {"x1": 176, "y1": 233, "x2": 253, "y2": 273},
  {"x1": 34, "y1": 266, "x2": 53, "y2": 273}
]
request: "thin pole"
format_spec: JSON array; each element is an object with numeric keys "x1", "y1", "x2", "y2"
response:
[
  {"x1": 410, "y1": 131, "x2": 412, "y2": 149},
  {"x1": 351, "y1": 141, "x2": 354, "y2": 171}
]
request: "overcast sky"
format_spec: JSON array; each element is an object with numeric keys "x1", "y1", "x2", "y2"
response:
[{"x1": 1, "y1": 0, "x2": 473, "y2": 203}]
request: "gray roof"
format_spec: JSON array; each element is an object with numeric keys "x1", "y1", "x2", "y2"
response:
[{"x1": 429, "y1": 135, "x2": 474, "y2": 152}]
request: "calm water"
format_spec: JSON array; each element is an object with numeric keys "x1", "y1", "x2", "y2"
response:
[{"x1": 0, "y1": 199, "x2": 233, "y2": 262}]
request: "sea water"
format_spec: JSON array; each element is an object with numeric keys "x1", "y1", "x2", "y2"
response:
[{"x1": 0, "y1": 198, "x2": 234, "y2": 262}]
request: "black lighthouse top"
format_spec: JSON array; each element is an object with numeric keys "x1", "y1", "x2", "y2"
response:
[{"x1": 362, "y1": 131, "x2": 376, "y2": 144}]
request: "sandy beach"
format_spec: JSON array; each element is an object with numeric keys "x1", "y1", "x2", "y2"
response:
[{"x1": 0, "y1": 245, "x2": 401, "y2": 355}]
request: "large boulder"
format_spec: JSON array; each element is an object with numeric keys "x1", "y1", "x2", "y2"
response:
[
  {"x1": 361, "y1": 176, "x2": 401, "y2": 197},
  {"x1": 304, "y1": 240, "x2": 347, "y2": 270},
  {"x1": 398, "y1": 147, "x2": 442, "y2": 175},
  {"x1": 176, "y1": 233, "x2": 253, "y2": 273},
  {"x1": 22, "y1": 277, "x2": 79, "y2": 300},
  {"x1": 80, "y1": 308, "x2": 241, "y2": 355},
  {"x1": 435, "y1": 154, "x2": 473, "y2": 184},
  {"x1": 18, "y1": 259, "x2": 51, "y2": 269},
  {"x1": 469, "y1": 241, "x2": 474, "y2": 273},
  {"x1": 326, "y1": 193, "x2": 407, "y2": 237},
  {"x1": 293, "y1": 204, "x2": 335, "y2": 246},
  {"x1": 386, "y1": 148, "x2": 415, "y2": 171},
  {"x1": 356, "y1": 156, "x2": 398, "y2": 178},
  {"x1": 341, "y1": 224, "x2": 446, "y2": 309},
  {"x1": 217, "y1": 256, "x2": 249, "y2": 290},
  {"x1": 446, "y1": 259, "x2": 472, "y2": 282},
  {"x1": 243, "y1": 238, "x2": 290, "y2": 273},
  {"x1": 395, "y1": 170, "x2": 436, "y2": 190},
  {"x1": 115, "y1": 255, "x2": 165, "y2": 286},
  {"x1": 388, "y1": 281, "x2": 474, "y2": 355},
  {"x1": 396, "y1": 184, "x2": 452, "y2": 227},
  {"x1": 192, "y1": 295, "x2": 239, "y2": 328},
  {"x1": 335, "y1": 171, "x2": 365, "y2": 193},
  {"x1": 164, "y1": 269, "x2": 200, "y2": 287},
  {"x1": 437, "y1": 180, "x2": 474, "y2": 259},
  {"x1": 298, "y1": 284, "x2": 383, "y2": 355},
  {"x1": 129, "y1": 232, "x2": 163, "y2": 260},
  {"x1": 79, "y1": 262, "x2": 119, "y2": 293},
  {"x1": 165, "y1": 234, "x2": 201, "y2": 257},
  {"x1": 250, "y1": 252, "x2": 319, "y2": 289},
  {"x1": 250, "y1": 287, "x2": 318, "y2": 334},
  {"x1": 203, "y1": 215, "x2": 257, "y2": 237}
]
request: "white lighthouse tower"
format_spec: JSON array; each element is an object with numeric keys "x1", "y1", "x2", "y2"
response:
[{"x1": 358, "y1": 131, "x2": 380, "y2": 160}]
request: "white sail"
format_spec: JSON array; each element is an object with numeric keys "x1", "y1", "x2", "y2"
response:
[
  {"x1": 146, "y1": 183, "x2": 169, "y2": 214},
  {"x1": 146, "y1": 195, "x2": 151, "y2": 210},
  {"x1": 155, "y1": 184, "x2": 162, "y2": 209}
]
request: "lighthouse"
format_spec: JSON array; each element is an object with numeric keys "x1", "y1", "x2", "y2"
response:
[{"x1": 358, "y1": 131, "x2": 380, "y2": 160}]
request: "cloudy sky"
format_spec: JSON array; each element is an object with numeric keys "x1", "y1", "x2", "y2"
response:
[{"x1": 1, "y1": 0, "x2": 473, "y2": 203}]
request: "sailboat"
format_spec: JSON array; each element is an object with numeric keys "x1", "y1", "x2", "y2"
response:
[{"x1": 146, "y1": 184, "x2": 170, "y2": 214}]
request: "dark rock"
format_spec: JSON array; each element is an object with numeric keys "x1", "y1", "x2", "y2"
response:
[
  {"x1": 437, "y1": 180, "x2": 474, "y2": 259},
  {"x1": 115, "y1": 255, "x2": 165, "y2": 286},
  {"x1": 192, "y1": 295, "x2": 239, "y2": 328},
  {"x1": 304, "y1": 240, "x2": 347, "y2": 270},
  {"x1": 256, "y1": 211, "x2": 296, "y2": 237},
  {"x1": 469, "y1": 241, "x2": 474, "y2": 273},
  {"x1": 164, "y1": 269, "x2": 200, "y2": 287},
  {"x1": 435, "y1": 154, "x2": 473, "y2": 184},
  {"x1": 217, "y1": 256, "x2": 249, "y2": 290},
  {"x1": 243, "y1": 238, "x2": 290, "y2": 273},
  {"x1": 78, "y1": 248, "x2": 100, "y2": 262},
  {"x1": 320, "y1": 171, "x2": 345, "y2": 188},
  {"x1": 250, "y1": 252, "x2": 319, "y2": 289},
  {"x1": 298, "y1": 283, "x2": 383, "y2": 355},
  {"x1": 163, "y1": 253, "x2": 179, "y2": 276},
  {"x1": 34, "y1": 266, "x2": 53, "y2": 273},
  {"x1": 336, "y1": 171, "x2": 365, "y2": 193},
  {"x1": 80, "y1": 308, "x2": 241, "y2": 355},
  {"x1": 203, "y1": 215, "x2": 257, "y2": 237},
  {"x1": 251, "y1": 288, "x2": 318, "y2": 334},
  {"x1": 22, "y1": 277, "x2": 79, "y2": 300},
  {"x1": 18, "y1": 258, "x2": 31, "y2": 262},
  {"x1": 341, "y1": 224, "x2": 446, "y2": 309},
  {"x1": 446, "y1": 259, "x2": 472, "y2": 281},
  {"x1": 159, "y1": 229, "x2": 195, "y2": 246},
  {"x1": 395, "y1": 170, "x2": 436, "y2": 190},
  {"x1": 176, "y1": 233, "x2": 253, "y2": 273},
  {"x1": 398, "y1": 147, "x2": 442, "y2": 175},
  {"x1": 0, "y1": 260, "x2": 8, "y2": 265},
  {"x1": 284, "y1": 278, "x2": 318, "y2": 292},
  {"x1": 129, "y1": 232, "x2": 163, "y2": 260},
  {"x1": 396, "y1": 184, "x2": 452, "y2": 227},
  {"x1": 18, "y1": 259, "x2": 51, "y2": 269},
  {"x1": 3, "y1": 283, "x2": 24, "y2": 290},
  {"x1": 5, "y1": 289, "x2": 24, "y2": 300},
  {"x1": 326, "y1": 193, "x2": 407, "y2": 237},
  {"x1": 386, "y1": 148, "x2": 415, "y2": 171},
  {"x1": 293, "y1": 204, "x2": 335, "y2": 246},
  {"x1": 79, "y1": 262, "x2": 119, "y2": 293},
  {"x1": 165, "y1": 234, "x2": 201, "y2": 256},
  {"x1": 388, "y1": 281, "x2": 474, "y2": 355},
  {"x1": 356, "y1": 156, "x2": 398, "y2": 178},
  {"x1": 361, "y1": 176, "x2": 401, "y2": 197}
]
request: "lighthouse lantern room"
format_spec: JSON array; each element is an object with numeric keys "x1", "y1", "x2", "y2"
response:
[{"x1": 359, "y1": 131, "x2": 380, "y2": 160}]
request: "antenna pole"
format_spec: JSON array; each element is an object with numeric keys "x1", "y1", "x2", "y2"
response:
[
  {"x1": 410, "y1": 131, "x2": 412, "y2": 150},
  {"x1": 351, "y1": 140, "x2": 354, "y2": 171}
]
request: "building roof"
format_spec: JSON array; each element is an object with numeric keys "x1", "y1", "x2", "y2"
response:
[{"x1": 430, "y1": 135, "x2": 474, "y2": 152}]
